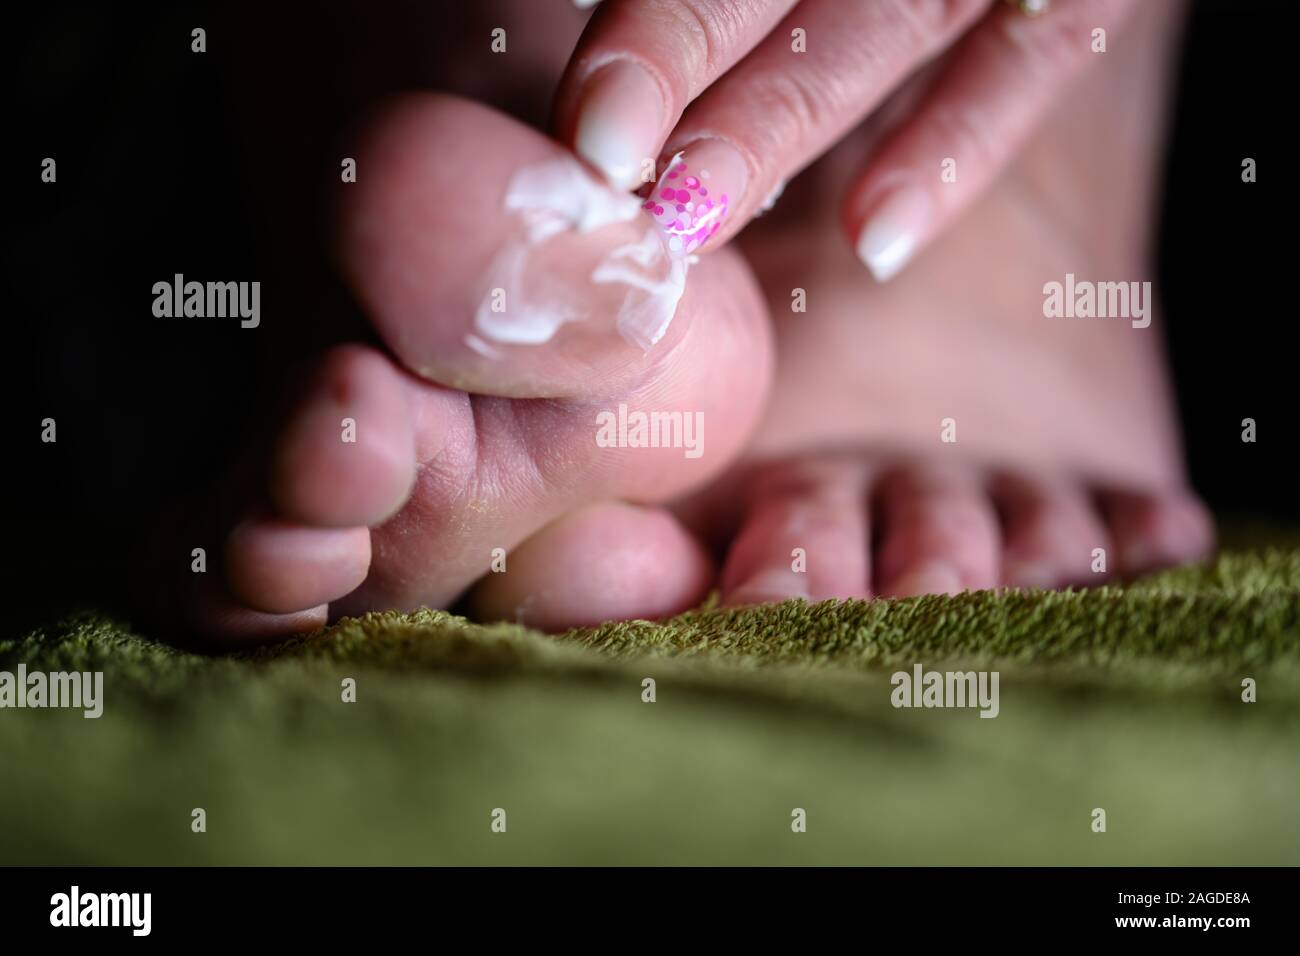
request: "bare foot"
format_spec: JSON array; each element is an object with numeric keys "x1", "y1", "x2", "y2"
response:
[
  {"x1": 166, "y1": 0, "x2": 1212, "y2": 638},
  {"x1": 690, "y1": 0, "x2": 1214, "y2": 603},
  {"x1": 164, "y1": 94, "x2": 772, "y2": 640}
]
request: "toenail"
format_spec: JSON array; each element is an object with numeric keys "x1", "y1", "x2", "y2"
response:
[
  {"x1": 887, "y1": 561, "x2": 963, "y2": 599},
  {"x1": 1003, "y1": 560, "x2": 1058, "y2": 590},
  {"x1": 727, "y1": 569, "x2": 808, "y2": 606},
  {"x1": 1120, "y1": 540, "x2": 1156, "y2": 573}
]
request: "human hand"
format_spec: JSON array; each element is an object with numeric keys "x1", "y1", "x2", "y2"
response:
[{"x1": 553, "y1": 0, "x2": 1141, "y2": 278}]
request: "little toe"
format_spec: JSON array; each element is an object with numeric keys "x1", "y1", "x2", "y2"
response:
[
  {"x1": 224, "y1": 517, "x2": 371, "y2": 615},
  {"x1": 186, "y1": 573, "x2": 329, "y2": 645},
  {"x1": 874, "y1": 464, "x2": 1001, "y2": 598},
  {"x1": 465, "y1": 502, "x2": 714, "y2": 631},
  {"x1": 720, "y1": 459, "x2": 871, "y2": 606},
  {"x1": 993, "y1": 472, "x2": 1112, "y2": 590},
  {"x1": 269, "y1": 344, "x2": 417, "y2": 529},
  {"x1": 1099, "y1": 488, "x2": 1216, "y2": 577}
]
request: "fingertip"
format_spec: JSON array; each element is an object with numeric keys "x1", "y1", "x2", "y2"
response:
[
  {"x1": 573, "y1": 59, "x2": 666, "y2": 190},
  {"x1": 849, "y1": 181, "x2": 935, "y2": 283}
]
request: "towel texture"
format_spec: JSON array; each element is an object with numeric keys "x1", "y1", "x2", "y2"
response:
[{"x1": 2, "y1": 546, "x2": 1298, "y2": 865}]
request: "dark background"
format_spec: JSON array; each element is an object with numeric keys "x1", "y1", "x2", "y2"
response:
[{"x1": 8, "y1": 0, "x2": 1295, "y2": 621}]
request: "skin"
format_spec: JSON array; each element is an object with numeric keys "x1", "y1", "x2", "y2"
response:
[
  {"x1": 553, "y1": 0, "x2": 1146, "y2": 269},
  {"x1": 663, "y1": 0, "x2": 1212, "y2": 602},
  {"x1": 169, "y1": 0, "x2": 1211, "y2": 640},
  {"x1": 172, "y1": 92, "x2": 773, "y2": 639}
]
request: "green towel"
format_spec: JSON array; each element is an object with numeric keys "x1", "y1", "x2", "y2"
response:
[{"x1": 2, "y1": 547, "x2": 1298, "y2": 865}]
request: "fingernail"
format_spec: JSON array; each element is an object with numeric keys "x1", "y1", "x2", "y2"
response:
[
  {"x1": 855, "y1": 185, "x2": 932, "y2": 282},
  {"x1": 643, "y1": 140, "x2": 748, "y2": 256},
  {"x1": 575, "y1": 61, "x2": 664, "y2": 191},
  {"x1": 887, "y1": 560, "x2": 963, "y2": 598}
]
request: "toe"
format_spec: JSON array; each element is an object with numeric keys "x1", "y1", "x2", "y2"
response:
[
  {"x1": 1100, "y1": 488, "x2": 1216, "y2": 577},
  {"x1": 328, "y1": 97, "x2": 773, "y2": 618},
  {"x1": 339, "y1": 94, "x2": 694, "y2": 399},
  {"x1": 269, "y1": 344, "x2": 416, "y2": 528},
  {"x1": 186, "y1": 573, "x2": 329, "y2": 644},
  {"x1": 335, "y1": 241, "x2": 769, "y2": 617},
  {"x1": 874, "y1": 464, "x2": 1001, "y2": 597},
  {"x1": 465, "y1": 502, "x2": 714, "y2": 631},
  {"x1": 720, "y1": 459, "x2": 871, "y2": 606},
  {"x1": 224, "y1": 517, "x2": 371, "y2": 615},
  {"x1": 993, "y1": 472, "x2": 1112, "y2": 589}
]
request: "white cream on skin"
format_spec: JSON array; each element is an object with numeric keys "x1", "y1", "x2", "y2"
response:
[
  {"x1": 591, "y1": 226, "x2": 689, "y2": 350},
  {"x1": 473, "y1": 156, "x2": 689, "y2": 350}
]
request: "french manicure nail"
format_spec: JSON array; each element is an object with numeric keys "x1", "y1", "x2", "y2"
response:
[
  {"x1": 575, "y1": 60, "x2": 664, "y2": 191},
  {"x1": 855, "y1": 185, "x2": 933, "y2": 282},
  {"x1": 643, "y1": 139, "x2": 748, "y2": 256}
]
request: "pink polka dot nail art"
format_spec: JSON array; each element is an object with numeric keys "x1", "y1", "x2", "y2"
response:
[{"x1": 642, "y1": 144, "x2": 748, "y2": 256}]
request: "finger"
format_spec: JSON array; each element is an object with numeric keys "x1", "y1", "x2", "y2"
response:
[
  {"x1": 873, "y1": 463, "x2": 1001, "y2": 597},
  {"x1": 554, "y1": 0, "x2": 800, "y2": 189},
  {"x1": 1098, "y1": 488, "x2": 1215, "y2": 578},
  {"x1": 720, "y1": 458, "x2": 871, "y2": 606},
  {"x1": 991, "y1": 471, "x2": 1111, "y2": 590},
  {"x1": 651, "y1": 0, "x2": 994, "y2": 251},
  {"x1": 844, "y1": 0, "x2": 1137, "y2": 281}
]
